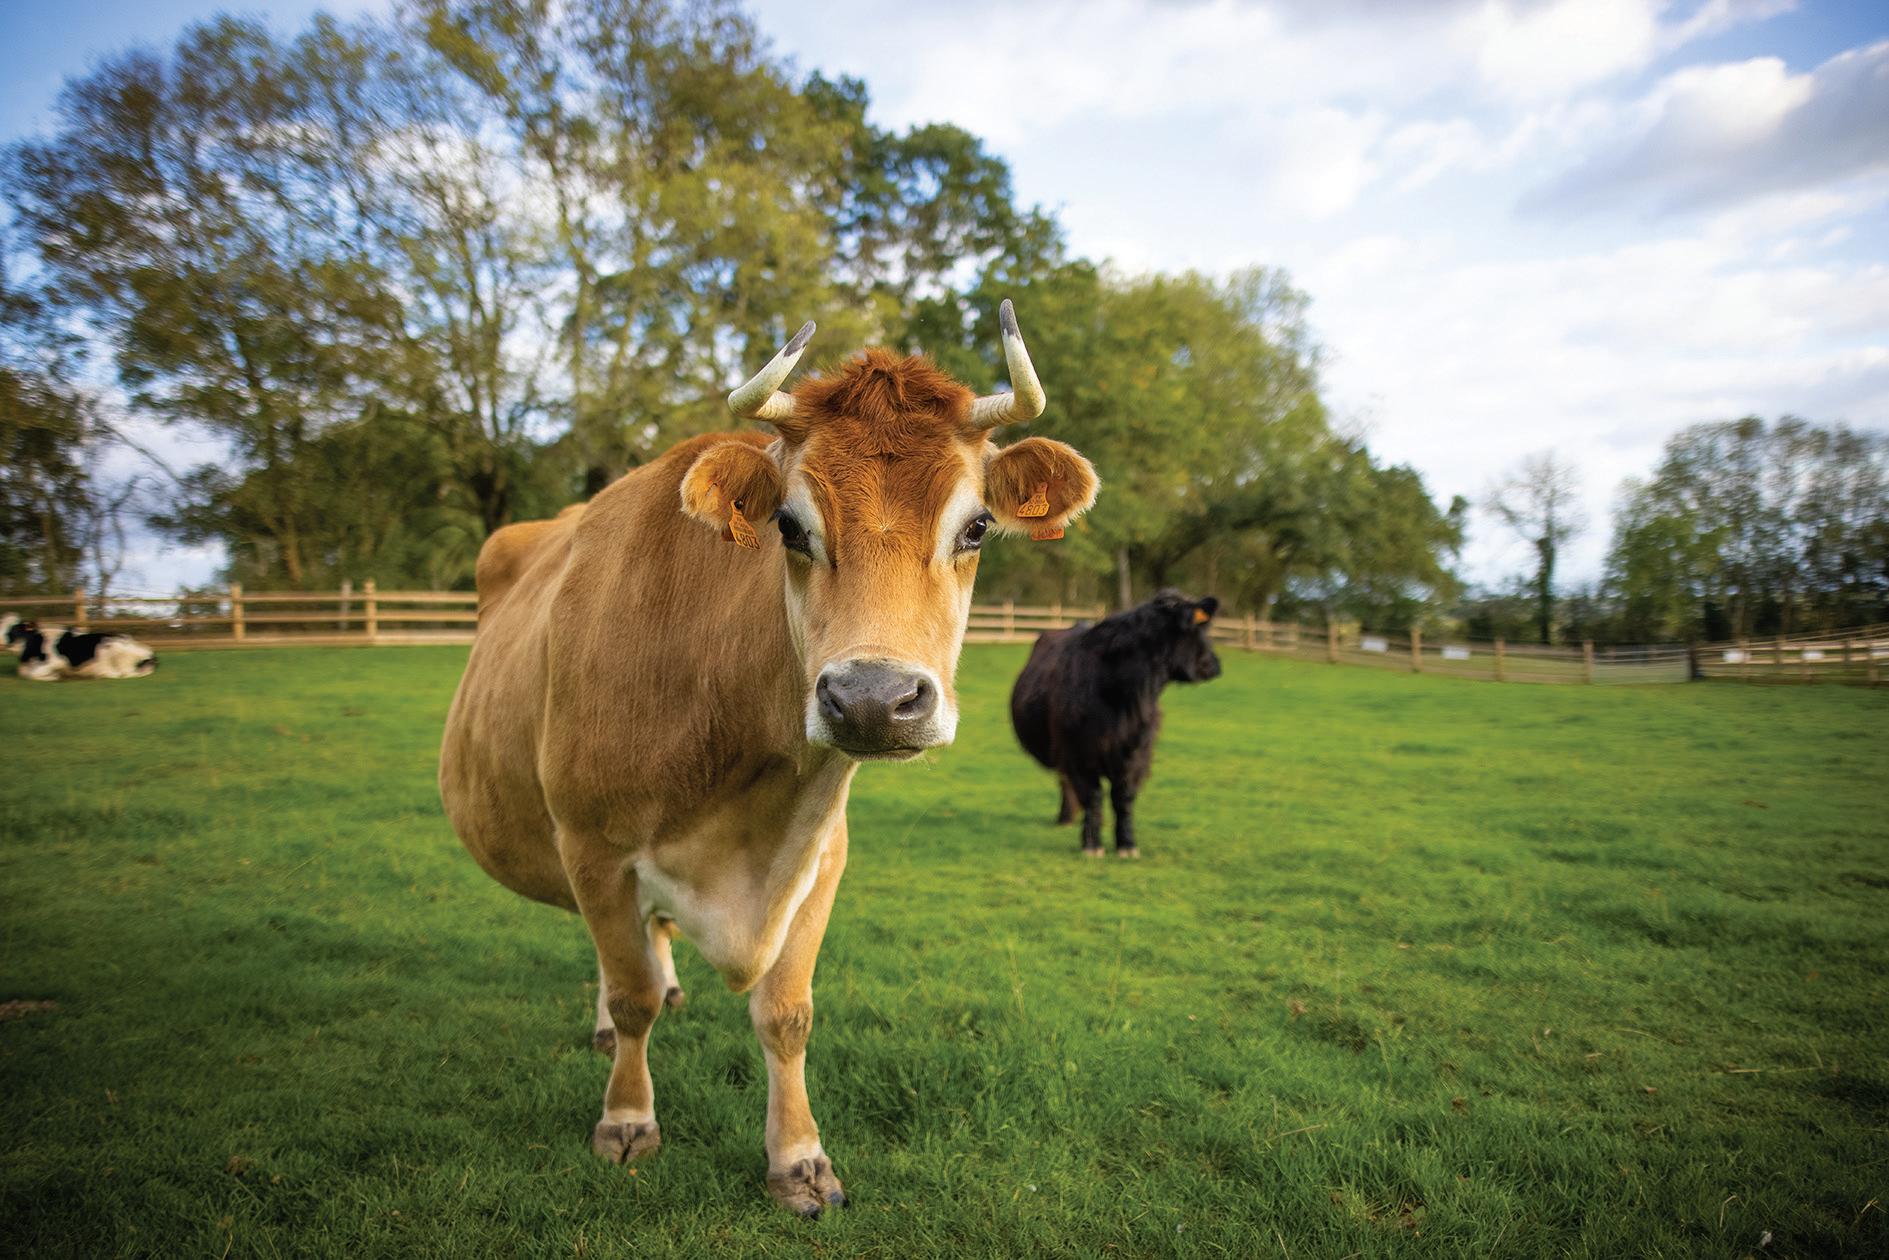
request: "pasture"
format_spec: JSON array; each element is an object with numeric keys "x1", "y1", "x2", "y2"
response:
[{"x1": 1, "y1": 646, "x2": 1884, "y2": 1258}]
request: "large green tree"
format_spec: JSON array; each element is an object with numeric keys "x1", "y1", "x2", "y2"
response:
[
  {"x1": 0, "y1": 243, "x2": 94, "y2": 592},
  {"x1": 1606, "y1": 417, "x2": 1889, "y2": 640}
]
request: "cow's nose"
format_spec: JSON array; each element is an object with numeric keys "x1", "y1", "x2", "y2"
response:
[{"x1": 815, "y1": 660, "x2": 938, "y2": 750}]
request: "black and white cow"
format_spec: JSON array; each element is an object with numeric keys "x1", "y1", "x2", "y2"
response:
[
  {"x1": 1009, "y1": 590, "x2": 1222, "y2": 858},
  {"x1": 2, "y1": 615, "x2": 157, "y2": 681}
]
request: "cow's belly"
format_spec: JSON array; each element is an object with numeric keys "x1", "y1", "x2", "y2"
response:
[{"x1": 632, "y1": 756, "x2": 852, "y2": 992}]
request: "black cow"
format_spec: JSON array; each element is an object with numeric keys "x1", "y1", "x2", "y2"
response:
[{"x1": 1009, "y1": 590, "x2": 1222, "y2": 858}]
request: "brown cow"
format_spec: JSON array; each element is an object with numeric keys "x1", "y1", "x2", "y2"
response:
[{"x1": 439, "y1": 303, "x2": 1097, "y2": 1215}]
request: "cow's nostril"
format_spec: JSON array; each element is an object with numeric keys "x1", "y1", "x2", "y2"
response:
[
  {"x1": 816, "y1": 674, "x2": 845, "y2": 721},
  {"x1": 894, "y1": 677, "x2": 933, "y2": 719}
]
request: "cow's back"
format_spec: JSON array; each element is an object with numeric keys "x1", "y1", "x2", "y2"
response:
[{"x1": 476, "y1": 503, "x2": 586, "y2": 621}]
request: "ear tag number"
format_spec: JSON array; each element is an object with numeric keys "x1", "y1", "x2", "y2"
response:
[
  {"x1": 1029, "y1": 525, "x2": 1064, "y2": 541},
  {"x1": 1017, "y1": 482, "x2": 1050, "y2": 518},
  {"x1": 728, "y1": 498, "x2": 760, "y2": 550}
]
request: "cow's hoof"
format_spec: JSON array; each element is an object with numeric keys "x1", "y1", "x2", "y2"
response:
[
  {"x1": 1080, "y1": 846, "x2": 1105, "y2": 859},
  {"x1": 767, "y1": 1154, "x2": 846, "y2": 1218},
  {"x1": 1116, "y1": 846, "x2": 1141, "y2": 859},
  {"x1": 664, "y1": 985, "x2": 687, "y2": 1010},
  {"x1": 592, "y1": 1118, "x2": 660, "y2": 1164},
  {"x1": 592, "y1": 1028, "x2": 616, "y2": 1056}
]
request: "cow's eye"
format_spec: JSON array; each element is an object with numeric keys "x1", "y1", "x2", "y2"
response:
[
  {"x1": 956, "y1": 511, "x2": 994, "y2": 554},
  {"x1": 776, "y1": 509, "x2": 812, "y2": 557}
]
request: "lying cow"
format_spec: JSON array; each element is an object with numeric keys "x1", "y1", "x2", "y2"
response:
[
  {"x1": 2, "y1": 615, "x2": 157, "y2": 681},
  {"x1": 1009, "y1": 591, "x2": 1221, "y2": 857},
  {"x1": 439, "y1": 303, "x2": 1098, "y2": 1215}
]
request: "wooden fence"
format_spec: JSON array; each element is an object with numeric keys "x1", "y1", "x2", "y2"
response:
[{"x1": 3, "y1": 588, "x2": 1883, "y2": 685}]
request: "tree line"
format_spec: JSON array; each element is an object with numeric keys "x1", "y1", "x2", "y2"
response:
[
  {"x1": 2, "y1": 0, "x2": 1881, "y2": 643},
  {"x1": 0, "y1": 0, "x2": 1459, "y2": 624},
  {"x1": 1468, "y1": 418, "x2": 1887, "y2": 645}
]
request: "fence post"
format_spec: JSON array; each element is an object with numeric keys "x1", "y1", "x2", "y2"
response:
[
  {"x1": 339, "y1": 578, "x2": 352, "y2": 632},
  {"x1": 1051, "y1": 601, "x2": 1062, "y2": 628},
  {"x1": 1494, "y1": 637, "x2": 1506, "y2": 682},
  {"x1": 72, "y1": 589, "x2": 85, "y2": 627},
  {"x1": 1244, "y1": 614, "x2": 1255, "y2": 651},
  {"x1": 1410, "y1": 627, "x2": 1422, "y2": 673},
  {"x1": 1326, "y1": 621, "x2": 1338, "y2": 664},
  {"x1": 364, "y1": 579, "x2": 379, "y2": 641},
  {"x1": 1582, "y1": 639, "x2": 1595, "y2": 684},
  {"x1": 1740, "y1": 638, "x2": 1750, "y2": 683},
  {"x1": 1002, "y1": 598, "x2": 1015, "y2": 640},
  {"x1": 1870, "y1": 645, "x2": 1881, "y2": 687},
  {"x1": 230, "y1": 582, "x2": 245, "y2": 641}
]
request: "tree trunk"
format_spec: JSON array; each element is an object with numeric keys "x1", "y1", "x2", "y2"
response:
[
  {"x1": 1116, "y1": 547, "x2": 1133, "y2": 610},
  {"x1": 1535, "y1": 535, "x2": 1555, "y2": 644}
]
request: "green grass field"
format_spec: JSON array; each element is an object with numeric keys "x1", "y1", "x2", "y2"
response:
[{"x1": 2, "y1": 646, "x2": 1885, "y2": 1258}]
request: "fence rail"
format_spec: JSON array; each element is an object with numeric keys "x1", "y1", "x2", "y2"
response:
[{"x1": 3, "y1": 588, "x2": 1883, "y2": 685}]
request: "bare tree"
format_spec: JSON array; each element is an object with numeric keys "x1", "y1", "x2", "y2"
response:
[
  {"x1": 1486, "y1": 451, "x2": 1584, "y2": 644},
  {"x1": 74, "y1": 472, "x2": 150, "y2": 600}
]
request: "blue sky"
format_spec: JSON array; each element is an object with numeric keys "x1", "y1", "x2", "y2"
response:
[{"x1": 4, "y1": 0, "x2": 1887, "y2": 593}]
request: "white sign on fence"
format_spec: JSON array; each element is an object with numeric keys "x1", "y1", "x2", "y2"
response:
[
  {"x1": 1722, "y1": 649, "x2": 1748, "y2": 664},
  {"x1": 1361, "y1": 636, "x2": 1389, "y2": 654},
  {"x1": 1442, "y1": 645, "x2": 1471, "y2": 661},
  {"x1": 1802, "y1": 649, "x2": 1826, "y2": 662}
]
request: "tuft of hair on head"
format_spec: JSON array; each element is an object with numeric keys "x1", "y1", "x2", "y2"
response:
[{"x1": 792, "y1": 350, "x2": 974, "y2": 443}]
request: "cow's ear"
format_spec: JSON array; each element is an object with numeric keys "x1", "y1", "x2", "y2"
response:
[
  {"x1": 1197, "y1": 596, "x2": 1220, "y2": 621},
  {"x1": 984, "y1": 437, "x2": 1099, "y2": 535},
  {"x1": 680, "y1": 441, "x2": 786, "y2": 541}
]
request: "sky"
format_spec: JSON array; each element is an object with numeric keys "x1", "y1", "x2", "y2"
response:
[{"x1": 4, "y1": 0, "x2": 1887, "y2": 593}]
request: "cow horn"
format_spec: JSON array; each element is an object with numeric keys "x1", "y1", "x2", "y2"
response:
[
  {"x1": 727, "y1": 320, "x2": 816, "y2": 422},
  {"x1": 968, "y1": 299, "x2": 1046, "y2": 431}
]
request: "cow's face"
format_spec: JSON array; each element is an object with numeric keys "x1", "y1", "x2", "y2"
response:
[
  {"x1": 1157, "y1": 592, "x2": 1223, "y2": 683},
  {"x1": 682, "y1": 316, "x2": 1097, "y2": 760}
]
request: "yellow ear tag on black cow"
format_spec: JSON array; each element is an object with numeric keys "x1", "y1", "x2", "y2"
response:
[
  {"x1": 1017, "y1": 482, "x2": 1050, "y2": 519},
  {"x1": 727, "y1": 498, "x2": 760, "y2": 550},
  {"x1": 1193, "y1": 607, "x2": 1211, "y2": 625},
  {"x1": 1029, "y1": 525, "x2": 1064, "y2": 541}
]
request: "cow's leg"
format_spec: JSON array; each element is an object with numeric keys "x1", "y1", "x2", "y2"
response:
[
  {"x1": 1055, "y1": 774, "x2": 1080, "y2": 825},
  {"x1": 562, "y1": 836, "x2": 666, "y2": 1164},
  {"x1": 592, "y1": 957, "x2": 614, "y2": 1054},
  {"x1": 653, "y1": 918, "x2": 686, "y2": 1009},
  {"x1": 591, "y1": 920, "x2": 682, "y2": 1056},
  {"x1": 1110, "y1": 776, "x2": 1140, "y2": 858},
  {"x1": 1069, "y1": 772, "x2": 1104, "y2": 856},
  {"x1": 751, "y1": 819, "x2": 849, "y2": 1217}
]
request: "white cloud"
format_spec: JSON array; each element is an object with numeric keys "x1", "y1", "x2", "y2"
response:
[
  {"x1": 1463, "y1": 0, "x2": 1664, "y2": 100},
  {"x1": 1528, "y1": 41, "x2": 1889, "y2": 215},
  {"x1": 1303, "y1": 227, "x2": 1889, "y2": 583}
]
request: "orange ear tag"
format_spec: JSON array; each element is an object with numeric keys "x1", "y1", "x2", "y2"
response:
[
  {"x1": 1193, "y1": 607, "x2": 1211, "y2": 625},
  {"x1": 1017, "y1": 482, "x2": 1050, "y2": 519},
  {"x1": 1029, "y1": 525, "x2": 1065, "y2": 541},
  {"x1": 728, "y1": 499, "x2": 760, "y2": 550}
]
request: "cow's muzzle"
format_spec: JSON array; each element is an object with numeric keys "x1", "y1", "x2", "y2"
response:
[{"x1": 810, "y1": 658, "x2": 949, "y2": 759}]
